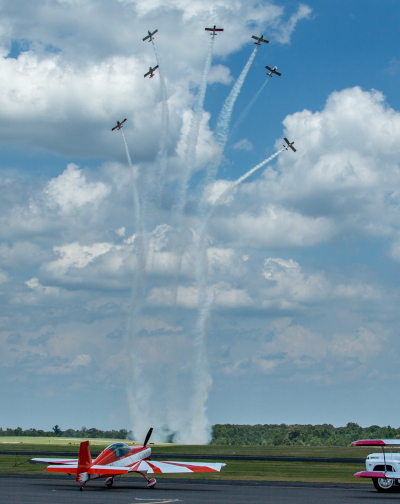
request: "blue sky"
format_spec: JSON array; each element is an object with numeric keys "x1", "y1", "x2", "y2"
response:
[{"x1": 1, "y1": 0, "x2": 400, "y2": 443}]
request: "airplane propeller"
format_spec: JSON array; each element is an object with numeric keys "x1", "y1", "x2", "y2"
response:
[{"x1": 144, "y1": 427, "x2": 153, "y2": 447}]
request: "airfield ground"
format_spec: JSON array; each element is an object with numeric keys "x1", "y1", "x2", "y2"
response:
[{"x1": 0, "y1": 437, "x2": 374, "y2": 484}]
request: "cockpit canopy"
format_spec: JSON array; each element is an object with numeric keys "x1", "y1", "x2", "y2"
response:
[{"x1": 105, "y1": 442, "x2": 131, "y2": 458}]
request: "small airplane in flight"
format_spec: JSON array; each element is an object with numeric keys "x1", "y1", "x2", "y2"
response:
[
  {"x1": 266, "y1": 65, "x2": 281, "y2": 78},
  {"x1": 205, "y1": 25, "x2": 224, "y2": 36},
  {"x1": 144, "y1": 65, "x2": 159, "y2": 78},
  {"x1": 143, "y1": 29, "x2": 158, "y2": 42},
  {"x1": 111, "y1": 118, "x2": 127, "y2": 132},
  {"x1": 283, "y1": 138, "x2": 296, "y2": 152},
  {"x1": 31, "y1": 428, "x2": 226, "y2": 491},
  {"x1": 252, "y1": 35, "x2": 269, "y2": 45}
]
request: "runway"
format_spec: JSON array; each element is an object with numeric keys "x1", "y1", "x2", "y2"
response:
[{"x1": 0, "y1": 475, "x2": 394, "y2": 504}]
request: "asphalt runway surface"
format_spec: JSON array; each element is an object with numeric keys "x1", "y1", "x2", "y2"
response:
[{"x1": 0, "y1": 475, "x2": 397, "y2": 504}]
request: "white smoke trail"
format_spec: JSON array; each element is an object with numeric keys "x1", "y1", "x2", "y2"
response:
[
  {"x1": 170, "y1": 35, "x2": 216, "y2": 315},
  {"x1": 121, "y1": 130, "x2": 149, "y2": 441},
  {"x1": 175, "y1": 35, "x2": 215, "y2": 216},
  {"x1": 151, "y1": 39, "x2": 169, "y2": 206},
  {"x1": 211, "y1": 147, "x2": 286, "y2": 210},
  {"x1": 204, "y1": 46, "x2": 259, "y2": 188},
  {"x1": 190, "y1": 148, "x2": 287, "y2": 443},
  {"x1": 229, "y1": 78, "x2": 269, "y2": 144}
]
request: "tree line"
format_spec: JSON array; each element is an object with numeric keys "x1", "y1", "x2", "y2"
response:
[
  {"x1": 211, "y1": 423, "x2": 400, "y2": 446},
  {"x1": 0, "y1": 425, "x2": 130, "y2": 439},
  {"x1": 2, "y1": 423, "x2": 399, "y2": 446}
]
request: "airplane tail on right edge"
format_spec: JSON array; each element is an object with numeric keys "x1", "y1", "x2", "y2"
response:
[{"x1": 76, "y1": 440, "x2": 92, "y2": 483}]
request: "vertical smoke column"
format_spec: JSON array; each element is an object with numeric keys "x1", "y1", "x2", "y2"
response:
[
  {"x1": 186, "y1": 47, "x2": 260, "y2": 443},
  {"x1": 151, "y1": 38, "x2": 169, "y2": 206},
  {"x1": 191, "y1": 148, "x2": 287, "y2": 443},
  {"x1": 121, "y1": 130, "x2": 149, "y2": 441},
  {"x1": 170, "y1": 34, "x2": 216, "y2": 313},
  {"x1": 175, "y1": 34, "x2": 215, "y2": 216}
]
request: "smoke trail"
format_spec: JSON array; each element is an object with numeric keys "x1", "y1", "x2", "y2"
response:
[
  {"x1": 151, "y1": 39, "x2": 169, "y2": 206},
  {"x1": 229, "y1": 79, "x2": 269, "y2": 144},
  {"x1": 121, "y1": 130, "x2": 149, "y2": 441},
  {"x1": 175, "y1": 35, "x2": 215, "y2": 216},
  {"x1": 211, "y1": 147, "x2": 286, "y2": 210},
  {"x1": 189, "y1": 148, "x2": 287, "y2": 443},
  {"x1": 204, "y1": 46, "x2": 259, "y2": 189},
  {"x1": 169, "y1": 35, "x2": 216, "y2": 315}
]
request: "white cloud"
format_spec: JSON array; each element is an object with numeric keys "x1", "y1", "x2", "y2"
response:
[
  {"x1": 232, "y1": 138, "x2": 253, "y2": 151},
  {"x1": 44, "y1": 164, "x2": 111, "y2": 213}
]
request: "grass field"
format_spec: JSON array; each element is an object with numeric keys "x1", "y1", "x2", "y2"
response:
[
  {"x1": 0, "y1": 437, "x2": 377, "y2": 484},
  {"x1": 0, "y1": 437, "x2": 375, "y2": 458}
]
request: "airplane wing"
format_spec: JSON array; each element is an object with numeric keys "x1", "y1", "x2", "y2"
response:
[
  {"x1": 284, "y1": 137, "x2": 290, "y2": 145},
  {"x1": 274, "y1": 70, "x2": 282, "y2": 76},
  {"x1": 352, "y1": 439, "x2": 400, "y2": 446},
  {"x1": 135, "y1": 460, "x2": 226, "y2": 474},
  {"x1": 252, "y1": 36, "x2": 260, "y2": 41},
  {"x1": 144, "y1": 71, "x2": 151, "y2": 78},
  {"x1": 143, "y1": 35, "x2": 150, "y2": 41},
  {"x1": 153, "y1": 65, "x2": 159, "y2": 71},
  {"x1": 31, "y1": 458, "x2": 77, "y2": 465}
]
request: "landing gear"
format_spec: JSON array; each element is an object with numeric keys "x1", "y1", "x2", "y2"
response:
[
  {"x1": 105, "y1": 477, "x2": 114, "y2": 488},
  {"x1": 138, "y1": 471, "x2": 157, "y2": 489}
]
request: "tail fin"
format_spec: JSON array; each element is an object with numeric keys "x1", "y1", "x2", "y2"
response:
[{"x1": 75, "y1": 440, "x2": 92, "y2": 483}]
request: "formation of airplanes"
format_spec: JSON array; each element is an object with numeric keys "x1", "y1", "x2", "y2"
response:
[{"x1": 31, "y1": 428, "x2": 226, "y2": 491}]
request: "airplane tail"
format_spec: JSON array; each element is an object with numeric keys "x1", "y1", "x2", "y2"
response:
[{"x1": 75, "y1": 440, "x2": 92, "y2": 483}]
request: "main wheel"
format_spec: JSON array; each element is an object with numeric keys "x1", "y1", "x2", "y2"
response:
[{"x1": 372, "y1": 477, "x2": 399, "y2": 493}]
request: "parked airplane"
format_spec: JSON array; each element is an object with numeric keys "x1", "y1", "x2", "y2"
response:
[
  {"x1": 144, "y1": 65, "x2": 159, "y2": 78},
  {"x1": 31, "y1": 428, "x2": 226, "y2": 491},
  {"x1": 111, "y1": 118, "x2": 127, "y2": 132},
  {"x1": 266, "y1": 65, "x2": 281, "y2": 78},
  {"x1": 252, "y1": 35, "x2": 269, "y2": 45},
  {"x1": 205, "y1": 25, "x2": 224, "y2": 36},
  {"x1": 143, "y1": 29, "x2": 158, "y2": 42},
  {"x1": 283, "y1": 138, "x2": 296, "y2": 152}
]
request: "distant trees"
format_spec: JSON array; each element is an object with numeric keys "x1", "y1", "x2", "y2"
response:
[
  {"x1": 210, "y1": 423, "x2": 400, "y2": 446},
  {"x1": 0, "y1": 426, "x2": 130, "y2": 439},
  {"x1": 2, "y1": 423, "x2": 400, "y2": 446}
]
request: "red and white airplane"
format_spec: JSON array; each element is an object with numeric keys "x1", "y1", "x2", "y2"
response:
[
  {"x1": 31, "y1": 428, "x2": 226, "y2": 491},
  {"x1": 111, "y1": 118, "x2": 127, "y2": 131},
  {"x1": 144, "y1": 65, "x2": 159, "y2": 79},
  {"x1": 252, "y1": 35, "x2": 269, "y2": 45},
  {"x1": 205, "y1": 25, "x2": 224, "y2": 36}
]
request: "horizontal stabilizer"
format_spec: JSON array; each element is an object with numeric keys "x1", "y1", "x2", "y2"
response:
[{"x1": 31, "y1": 458, "x2": 77, "y2": 465}]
